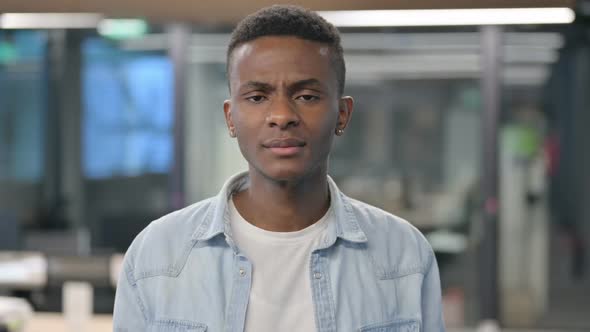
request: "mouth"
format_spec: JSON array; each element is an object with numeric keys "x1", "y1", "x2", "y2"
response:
[
  {"x1": 262, "y1": 138, "x2": 306, "y2": 156},
  {"x1": 263, "y1": 138, "x2": 306, "y2": 148}
]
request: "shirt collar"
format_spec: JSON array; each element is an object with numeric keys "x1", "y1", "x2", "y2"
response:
[{"x1": 190, "y1": 171, "x2": 368, "y2": 245}]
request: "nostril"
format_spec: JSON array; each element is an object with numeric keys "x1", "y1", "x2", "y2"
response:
[{"x1": 266, "y1": 112, "x2": 300, "y2": 129}]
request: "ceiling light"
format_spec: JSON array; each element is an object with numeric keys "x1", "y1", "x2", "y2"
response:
[
  {"x1": 98, "y1": 19, "x2": 148, "y2": 40},
  {"x1": 318, "y1": 8, "x2": 575, "y2": 27},
  {"x1": 0, "y1": 13, "x2": 102, "y2": 29}
]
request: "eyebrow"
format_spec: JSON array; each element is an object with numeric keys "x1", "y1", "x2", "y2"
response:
[
  {"x1": 239, "y1": 81, "x2": 274, "y2": 95},
  {"x1": 289, "y1": 79, "x2": 323, "y2": 93},
  {"x1": 239, "y1": 78, "x2": 324, "y2": 95}
]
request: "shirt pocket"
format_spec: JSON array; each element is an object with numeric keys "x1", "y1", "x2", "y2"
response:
[
  {"x1": 148, "y1": 319, "x2": 208, "y2": 332},
  {"x1": 358, "y1": 318, "x2": 420, "y2": 332}
]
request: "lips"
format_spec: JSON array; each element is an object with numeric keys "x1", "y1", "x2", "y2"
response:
[
  {"x1": 262, "y1": 137, "x2": 306, "y2": 157},
  {"x1": 262, "y1": 138, "x2": 306, "y2": 148}
]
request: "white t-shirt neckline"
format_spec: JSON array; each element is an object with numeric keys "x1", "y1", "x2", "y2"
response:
[{"x1": 229, "y1": 197, "x2": 332, "y2": 244}]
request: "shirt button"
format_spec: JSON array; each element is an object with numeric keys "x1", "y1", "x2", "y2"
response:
[
  {"x1": 314, "y1": 272, "x2": 322, "y2": 279},
  {"x1": 239, "y1": 268, "x2": 246, "y2": 277}
]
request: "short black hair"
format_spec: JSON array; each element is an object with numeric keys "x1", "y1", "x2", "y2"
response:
[{"x1": 227, "y1": 5, "x2": 345, "y2": 95}]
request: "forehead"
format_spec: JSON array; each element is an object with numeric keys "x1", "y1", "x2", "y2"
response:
[{"x1": 228, "y1": 36, "x2": 334, "y2": 86}]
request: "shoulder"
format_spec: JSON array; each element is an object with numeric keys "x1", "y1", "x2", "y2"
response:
[
  {"x1": 122, "y1": 197, "x2": 216, "y2": 282},
  {"x1": 347, "y1": 197, "x2": 435, "y2": 278}
]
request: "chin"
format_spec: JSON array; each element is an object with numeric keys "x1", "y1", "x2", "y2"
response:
[
  {"x1": 255, "y1": 162, "x2": 313, "y2": 183},
  {"x1": 263, "y1": 167, "x2": 307, "y2": 182},
  {"x1": 246, "y1": 152, "x2": 326, "y2": 183}
]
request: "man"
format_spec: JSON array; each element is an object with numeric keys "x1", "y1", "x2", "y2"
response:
[{"x1": 114, "y1": 5, "x2": 445, "y2": 332}]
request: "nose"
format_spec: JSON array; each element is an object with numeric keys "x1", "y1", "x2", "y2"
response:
[{"x1": 265, "y1": 96, "x2": 300, "y2": 129}]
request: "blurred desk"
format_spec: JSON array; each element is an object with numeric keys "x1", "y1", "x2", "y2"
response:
[{"x1": 26, "y1": 313, "x2": 112, "y2": 332}]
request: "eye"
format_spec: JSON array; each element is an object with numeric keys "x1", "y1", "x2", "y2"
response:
[
  {"x1": 296, "y1": 94, "x2": 319, "y2": 102},
  {"x1": 246, "y1": 95, "x2": 266, "y2": 103}
]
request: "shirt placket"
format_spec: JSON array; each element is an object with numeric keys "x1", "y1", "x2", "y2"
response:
[
  {"x1": 225, "y1": 254, "x2": 252, "y2": 332},
  {"x1": 310, "y1": 249, "x2": 337, "y2": 332}
]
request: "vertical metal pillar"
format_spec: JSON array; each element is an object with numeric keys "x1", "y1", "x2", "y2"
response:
[
  {"x1": 60, "y1": 31, "x2": 84, "y2": 224},
  {"x1": 60, "y1": 30, "x2": 87, "y2": 254},
  {"x1": 167, "y1": 24, "x2": 190, "y2": 210},
  {"x1": 479, "y1": 25, "x2": 502, "y2": 326},
  {"x1": 43, "y1": 30, "x2": 66, "y2": 228},
  {"x1": 43, "y1": 30, "x2": 88, "y2": 252}
]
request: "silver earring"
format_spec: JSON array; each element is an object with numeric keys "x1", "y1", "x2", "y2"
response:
[
  {"x1": 229, "y1": 129, "x2": 236, "y2": 137},
  {"x1": 336, "y1": 128, "x2": 344, "y2": 136}
]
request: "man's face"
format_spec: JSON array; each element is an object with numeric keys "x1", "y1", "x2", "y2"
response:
[{"x1": 224, "y1": 36, "x2": 353, "y2": 182}]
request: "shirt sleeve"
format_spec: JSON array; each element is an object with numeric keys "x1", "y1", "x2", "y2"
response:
[
  {"x1": 421, "y1": 251, "x2": 446, "y2": 332},
  {"x1": 113, "y1": 253, "x2": 148, "y2": 331}
]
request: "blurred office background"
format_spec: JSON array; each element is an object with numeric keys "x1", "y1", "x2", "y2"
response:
[{"x1": 0, "y1": 0, "x2": 589, "y2": 331}]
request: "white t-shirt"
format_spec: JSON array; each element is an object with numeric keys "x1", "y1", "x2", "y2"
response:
[{"x1": 229, "y1": 198, "x2": 332, "y2": 332}]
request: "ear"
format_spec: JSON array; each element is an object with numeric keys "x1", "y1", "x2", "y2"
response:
[
  {"x1": 223, "y1": 99, "x2": 234, "y2": 133},
  {"x1": 336, "y1": 96, "x2": 354, "y2": 132}
]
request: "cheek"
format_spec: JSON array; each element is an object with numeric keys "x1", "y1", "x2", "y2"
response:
[
  {"x1": 310, "y1": 114, "x2": 338, "y2": 150},
  {"x1": 231, "y1": 115, "x2": 254, "y2": 151},
  {"x1": 317, "y1": 107, "x2": 339, "y2": 135},
  {"x1": 233, "y1": 110, "x2": 259, "y2": 140}
]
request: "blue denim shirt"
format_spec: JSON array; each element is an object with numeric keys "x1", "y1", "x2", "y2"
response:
[{"x1": 113, "y1": 172, "x2": 446, "y2": 332}]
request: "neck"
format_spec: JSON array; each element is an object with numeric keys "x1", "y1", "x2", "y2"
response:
[{"x1": 232, "y1": 167, "x2": 330, "y2": 232}]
